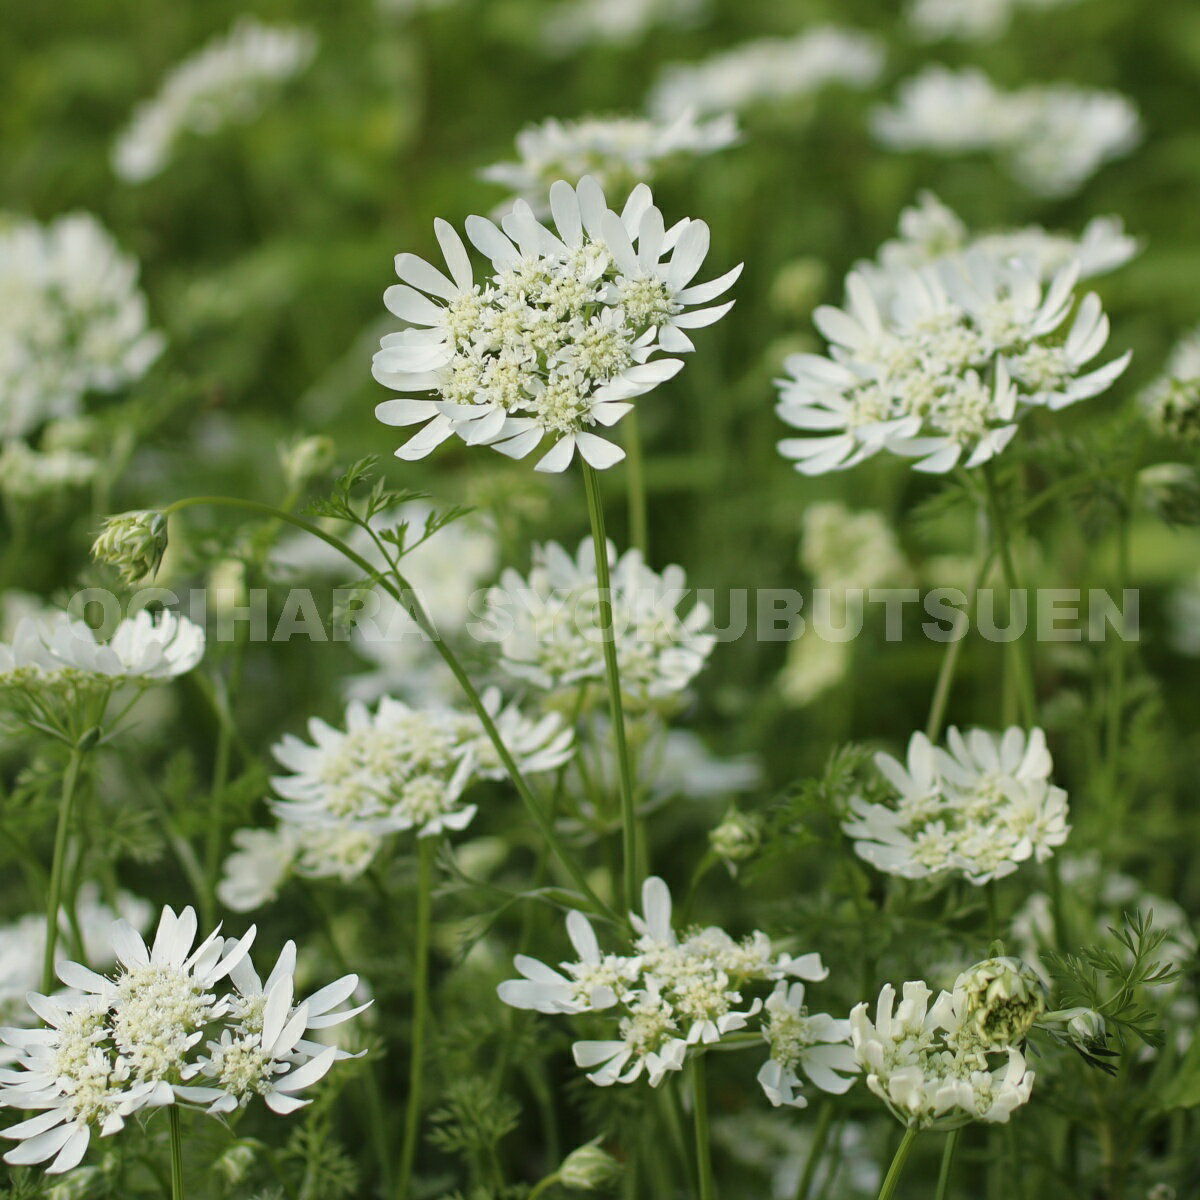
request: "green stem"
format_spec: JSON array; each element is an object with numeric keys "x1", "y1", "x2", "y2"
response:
[
  {"x1": 527, "y1": 1173, "x2": 562, "y2": 1200},
  {"x1": 935, "y1": 1129, "x2": 959, "y2": 1200},
  {"x1": 162, "y1": 495, "x2": 612, "y2": 923},
  {"x1": 692, "y1": 1054, "x2": 716, "y2": 1200},
  {"x1": 580, "y1": 465, "x2": 640, "y2": 913},
  {"x1": 624, "y1": 407, "x2": 649, "y2": 556},
  {"x1": 981, "y1": 467, "x2": 1036, "y2": 730},
  {"x1": 42, "y1": 744, "x2": 87, "y2": 994},
  {"x1": 795, "y1": 1100, "x2": 835, "y2": 1200},
  {"x1": 169, "y1": 1106, "x2": 185, "y2": 1200},
  {"x1": 398, "y1": 837, "x2": 435, "y2": 1198},
  {"x1": 202, "y1": 672, "x2": 238, "y2": 927},
  {"x1": 876, "y1": 1126, "x2": 920, "y2": 1200}
]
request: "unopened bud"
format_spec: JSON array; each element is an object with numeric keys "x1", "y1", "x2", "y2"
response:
[
  {"x1": 559, "y1": 1139, "x2": 622, "y2": 1190},
  {"x1": 953, "y1": 956, "x2": 1046, "y2": 1049},
  {"x1": 281, "y1": 435, "x2": 336, "y2": 491},
  {"x1": 709, "y1": 806, "x2": 762, "y2": 867},
  {"x1": 91, "y1": 510, "x2": 169, "y2": 585},
  {"x1": 215, "y1": 1141, "x2": 257, "y2": 1185}
]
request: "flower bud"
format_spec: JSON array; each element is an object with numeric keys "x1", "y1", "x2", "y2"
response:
[
  {"x1": 1065, "y1": 1006, "x2": 1106, "y2": 1046},
  {"x1": 953, "y1": 956, "x2": 1046, "y2": 1049},
  {"x1": 281, "y1": 435, "x2": 336, "y2": 491},
  {"x1": 215, "y1": 1141, "x2": 257, "y2": 1185},
  {"x1": 559, "y1": 1139, "x2": 622, "y2": 1190},
  {"x1": 709, "y1": 806, "x2": 762, "y2": 867},
  {"x1": 91, "y1": 510, "x2": 168, "y2": 584},
  {"x1": 1146, "y1": 377, "x2": 1200, "y2": 443},
  {"x1": 1138, "y1": 463, "x2": 1200, "y2": 527}
]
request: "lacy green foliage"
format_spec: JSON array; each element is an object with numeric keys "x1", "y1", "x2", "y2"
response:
[{"x1": 1046, "y1": 910, "x2": 1180, "y2": 1070}]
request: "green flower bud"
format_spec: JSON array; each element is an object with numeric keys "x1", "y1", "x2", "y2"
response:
[
  {"x1": 91, "y1": 510, "x2": 168, "y2": 585},
  {"x1": 953, "y1": 956, "x2": 1046, "y2": 1049},
  {"x1": 559, "y1": 1139, "x2": 622, "y2": 1191},
  {"x1": 1138, "y1": 463, "x2": 1200, "y2": 527},
  {"x1": 215, "y1": 1141, "x2": 258, "y2": 1185},
  {"x1": 1145, "y1": 376, "x2": 1200, "y2": 443},
  {"x1": 281, "y1": 435, "x2": 336, "y2": 490},
  {"x1": 709, "y1": 806, "x2": 762, "y2": 866}
]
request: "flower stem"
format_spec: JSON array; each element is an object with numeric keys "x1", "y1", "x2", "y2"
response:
[
  {"x1": 580, "y1": 465, "x2": 640, "y2": 914},
  {"x1": 398, "y1": 836, "x2": 435, "y2": 1199},
  {"x1": 624, "y1": 407, "x2": 649, "y2": 556},
  {"x1": 691, "y1": 1054, "x2": 716, "y2": 1200},
  {"x1": 795, "y1": 1100, "x2": 835, "y2": 1200},
  {"x1": 162, "y1": 495, "x2": 613, "y2": 923},
  {"x1": 981, "y1": 467, "x2": 1036, "y2": 730},
  {"x1": 169, "y1": 1106, "x2": 185, "y2": 1200},
  {"x1": 876, "y1": 1125, "x2": 920, "y2": 1200},
  {"x1": 935, "y1": 1129, "x2": 959, "y2": 1200},
  {"x1": 527, "y1": 1174, "x2": 562, "y2": 1200},
  {"x1": 42, "y1": 743, "x2": 87, "y2": 994}
]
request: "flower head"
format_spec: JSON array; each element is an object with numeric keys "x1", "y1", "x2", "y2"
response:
[
  {"x1": 92, "y1": 511, "x2": 169, "y2": 585},
  {"x1": 498, "y1": 877, "x2": 835, "y2": 1089},
  {"x1": 373, "y1": 176, "x2": 739, "y2": 472},
  {"x1": 953, "y1": 957, "x2": 1047, "y2": 1050},
  {"x1": 850, "y1": 980, "x2": 1035, "y2": 1129},
  {"x1": 843, "y1": 727, "x2": 1070, "y2": 885},
  {"x1": 757, "y1": 981, "x2": 858, "y2": 1108},
  {"x1": 483, "y1": 538, "x2": 714, "y2": 709}
]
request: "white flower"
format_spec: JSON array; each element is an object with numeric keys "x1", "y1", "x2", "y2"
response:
[
  {"x1": 757, "y1": 982, "x2": 858, "y2": 1108},
  {"x1": 112, "y1": 18, "x2": 317, "y2": 183},
  {"x1": 216, "y1": 827, "x2": 300, "y2": 913},
  {"x1": 0, "y1": 214, "x2": 163, "y2": 438},
  {"x1": 872, "y1": 66, "x2": 1139, "y2": 197},
  {"x1": 0, "y1": 441, "x2": 97, "y2": 502},
  {"x1": 905, "y1": 0, "x2": 1081, "y2": 43},
  {"x1": 779, "y1": 635, "x2": 850, "y2": 708},
  {"x1": 777, "y1": 240, "x2": 1129, "y2": 475},
  {"x1": 849, "y1": 981, "x2": 1035, "y2": 1128},
  {"x1": 801, "y1": 502, "x2": 907, "y2": 593},
  {"x1": 843, "y1": 727, "x2": 1070, "y2": 886},
  {"x1": 1142, "y1": 325, "x2": 1200, "y2": 443},
  {"x1": 0, "y1": 906, "x2": 253, "y2": 1172},
  {"x1": 541, "y1": 0, "x2": 710, "y2": 55},
  {"x1": 499, "y1": 877, "x2": 831, "y2": 1089},
  {"x1": 483, "y1": 538, "x2": 714, "y2": 707},
  {"x1": 373, "y1": 175, "x2": 739, "y2": 472},
  {"x1": 481, "y1": 111, "x2": 739, "y2": 215},
  {"x1": 647, "y1": 27, "x2": 884, "y2": 119}
]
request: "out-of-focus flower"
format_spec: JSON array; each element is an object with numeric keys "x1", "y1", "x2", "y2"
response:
[
  {"x1": 801, "y1": 502, "x2": 907, "y2": 593},
  {"x1": 541, "y1": 0, "x2": 711, "y2": 56},
  {"x1": 482, "y1": 538, "x2": 714, "y2": 709},
  {"x1": 906, "y1": 0, "x2": 1082, "y2": 43},
  {"x1": 0, "y1": 441, "x2": 97, "y2": 503},
  {"x1": 648, "y1": 27, "x2": 884, "y2": 119},
  {"x1": 112, "y1": 18, "x2": 317, "y2": 183},
  {"x1": 558, "y1": 1139, "x2": 623, "y2": 1189},
  {"x1": 1142, "y1": 326, "x2": 1200, "y2": 443},
  {"x1": 843, "y1": 727, "x2": 1070, "y2": 885},
  {"x1": 481, "y1": 111, "x2": 739, "y2": 215},
  {"x1": 0, "y1": 214, "x2": 163, "y2": 438},
  {"x1": 373, "y1": 176, "x2": 739, "y2": 472},
  {"x1": 709, "y1": 806, "x2": 762, "y2": 869},
  {"x1": 872, "y1": 66, "x2": 1140, "y2": 197}
]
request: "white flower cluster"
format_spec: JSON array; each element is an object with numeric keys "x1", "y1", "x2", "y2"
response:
[
  {"x1": 906, "y1": 0, "x2": 1082, "y2": 43},
  {"x1": 373, "y1": 176, "x2": 739, "y2": 472},
  {"x1": 872, "y1": 66, "x2": 1140, "y2": 197},
  {"x1": 0, "y1": 214, "x2": 163, "y2": 439},
  {"x1": 850, "y1": 980, "x2": 1035, "y2": 1128},
  {"x1": 0, "y1": 441, "x2": 97, "y2": 503},
  {"x1": 0, "y1": 907, "x2": 365, "y2": 1174},
  {"x1": 776, "y1": 215, "x2": 1130, "y2": 475},
  {"x1": 801, "y1": 502, "x2": 907, "y2": 594},
  {"x1": 483, "y1": 538, "x2": 715, "y2": 708},
  {"x1": 856, "y1": 191, "x2": 1139, "y2": 306},
  {"x1": 1142, "y1": 325, "x2": 1200, "y2": 443},
  {"x1": 112, "y1": 18, "x2": 317, "y2": 183},
  {"x1": 218, "y1": 688, "x2": 572, "y2": 908},
  {"x1": 481, "y1": 111, "x2": 739, "y2": 215},
  {"x1": 0, "y1": 610, "x2": 205, "y2": 706},
  {"x1": 843, "y1": 727, "x2": 1070, "y2": 886},
  {"x1": 541, "y1": 0, "x2": 710, "y2": 56},
  {"x1": 499, "y1": 877, "x2": 854, "y2": 1100},
  {"x1": 648, "y1": 27, "x2": 885, "y2": 119}
]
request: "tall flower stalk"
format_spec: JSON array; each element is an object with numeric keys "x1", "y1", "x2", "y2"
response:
[
  {"x1": 42, "y1": 741, "x2": 89, "y2": 994},
  {"x1": 581, "y1": 464, "x2": 640, "y2": 910}
]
